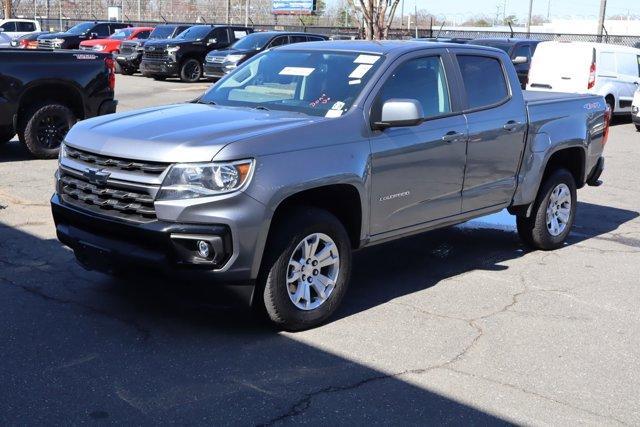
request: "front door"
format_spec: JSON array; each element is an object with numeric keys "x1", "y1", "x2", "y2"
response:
[{"x1": 369, "y1": 53, "x2": 467, "y2": 235}]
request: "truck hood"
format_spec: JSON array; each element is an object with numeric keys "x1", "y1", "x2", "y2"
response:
[
  {"x1": 65, "y1": 103, "x2": 320, "y2": 163},
  {"x1": 38, "y1": 32, "x2": 77, "y2": 40}
]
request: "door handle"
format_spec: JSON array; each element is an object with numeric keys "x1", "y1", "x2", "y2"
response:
[
  {"x1": 503, "y1": 121, "x2": 522, "y2": 131},
  {"x1": 442, "y1": 131, "x2": 464, "y2": 143}
]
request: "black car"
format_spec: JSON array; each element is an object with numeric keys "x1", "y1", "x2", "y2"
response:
[
  {"x1": 203, "y1": 31, "x2": 328, "y2": 80},
  {"x1": 116, "y1": 24, "x2": 193, "y2": 75},
  {"x1": 469, "y1": 38, "x2": 539, "y2": 88},
  {"x1": 140, "y1": 25, "x2": 253, "y2": 82},
  {"x1": 0, "y1": 49, "x2": 117, "y2": 158},
  {"x1": 37, "y1": 21, "x2": 132, "y2": 50}
]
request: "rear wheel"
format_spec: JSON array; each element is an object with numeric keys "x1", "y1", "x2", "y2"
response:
[
  {"x1": 120, "y1": 65, "x2": 135, "y2": 75},
  {"x1": 0, "y1": 126, "x2": 15, "y2": 144},
  {"x1": 259, "y1": 208, "x2": 352, "y2": 331},
  {"x1": 516, "y1": 168, "x2": 577, "y2": 250},
  {"x1": 21, "y1": 103, "x2": 76, "y2": 159},
  {"x1": 179, "y1": 58, "x2": 202, "y2": 83}
]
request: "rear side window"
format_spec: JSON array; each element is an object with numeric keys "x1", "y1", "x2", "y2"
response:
[
  {"x1": 17, "y1": 22, "x2": 36, "y2": 32},
  {"x1": 599, "y1": 52, "x2": 616, "y2": 74},
  {"x1": 136, "y1": 30, "x2": 150, "y2": 39},
  {"x1": 458, "y1": 55, "x2": 509, "y2": 109},
  {"x1": 0, "y1": 21, "x2": 17, "y2": 31},
  {"x1": 93, "y1": 24, "x2": 110, "y2": 37},
  {"x1": 513, "y1": 44, "x2": 532, "y2": 60},
  {"x1": 616, "y1": 53, "x2": 640, "y2": 77},
  {"x1": 377, "y1": 56, "x2": 451, "y2": 119},
  {"x1": 307, "y1": 36, "x2": 325, "y2": 42},
  {"x1": 269, "y1": 36, "x2": 288, "y2": 47},
  {"x1": 290, "y1": 35, "x2": 307, "y2": 44}
]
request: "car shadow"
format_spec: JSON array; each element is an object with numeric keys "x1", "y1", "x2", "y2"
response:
[{"x1": 0, "y1": 139, "x2": 35, "y2": 162}]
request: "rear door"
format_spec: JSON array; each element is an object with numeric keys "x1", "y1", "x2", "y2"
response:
[
  {"x1": 369, "y1": 50, "x2": 468, "y2": 234},
  {"x1": 529, "y1": 43, "x2": 592, "y2": 93},
  {"x1": 451, "y1": 49, "x2": 527, "y2": 212},
  {"x1": 615, "y1": 51, "x2": 640, "y2": 112}
]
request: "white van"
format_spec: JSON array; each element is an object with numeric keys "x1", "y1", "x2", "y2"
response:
[
  {"x1": 632, "y1": 87, "x2": 639, "y2": 131},
  {"x1": 527, "y1": 41, "x2": 640, "y2": 115},
  {"x1": 0, "y1": 19, "x2": 41, "y2": 48}
]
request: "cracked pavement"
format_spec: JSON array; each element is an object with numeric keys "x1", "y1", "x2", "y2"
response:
[{"x1": 1, "y1": 76, "x2": 639, "y2": 425}]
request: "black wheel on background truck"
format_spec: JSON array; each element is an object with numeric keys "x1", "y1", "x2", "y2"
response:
[
  {"x1": 516, "y1": 168, "x2": 577, "y2": 250},
  {"x1": 0, "y1": 126, "x2": 15, "y2": 144},
  {"x1": 20, "y1": 103, "x2": 76, "y2": 159},
  {"x1": 259, "y1": 207, "x2": 352, "y2": 331},
  {"x1": 120, "y1": 66, "x2": 135, "y2": 75},
  {"x1": 179, "y1": 58, "x2": 202, "y2": 83}
]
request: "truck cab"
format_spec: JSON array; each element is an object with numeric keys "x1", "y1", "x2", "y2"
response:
[{"x1": 140, "y1": 25, "x2": 253, "y2": 82}]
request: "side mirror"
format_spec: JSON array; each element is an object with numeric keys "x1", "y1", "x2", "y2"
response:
[
  {"x1": 373, "y1": 99, "x2": 424, "y2": 130},
  {"x1": 512, "y1": 56, "x2": 528, "y2": 65},
  {"x1": 208, "y1": 38, "x2": 217, "y2": 45},
  {"x1": 90, "y1": 32, "x2": 99, "y2": 39}
]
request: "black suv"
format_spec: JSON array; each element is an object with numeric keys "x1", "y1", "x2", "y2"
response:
[
  {"x1": 37, "y1": 21, "x2": 132, "y2": 50},
  {"x1": 140, "y1": 25, "x2": 253, "y2": 82},
  {"x1": 117, "y1": 24, "x2": 192, "y2": 75},
  {"x1": 469, "y1": 38, "x2": 539, "y2": 88},
  {"x1": 203, "y1": 31, "x2": 328, "y2": 80}
]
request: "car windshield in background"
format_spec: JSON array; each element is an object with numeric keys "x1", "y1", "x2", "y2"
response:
[
  {"x1": 65, "y1": 22, "x2": 94, "y2": 35},
  {"x1": 175, "y1": 25, "x2": 211, "y2": 41},
  {"x1": 200, "y1": 50, "x2": 384, "y2": 117},
  {"x1": 110, "y1": 29, "x2": 134, "y2": 39},
  {"x1": 231, "y1": 32, "x2": 273, "y2": 50},
  {"x1": 150, "y1": 26, "x2": 178, "y2": 39},
  {"x1": 471, "y1": 41, "x2": 512, "y2": 53}
]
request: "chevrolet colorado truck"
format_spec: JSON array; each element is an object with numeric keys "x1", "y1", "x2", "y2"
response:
[
  {"x1": 1, "y1": 49, "x2": 117, "y2": 158},
  {"x1": 51, "y1": 41, "x2": 609, "y2": 330}
]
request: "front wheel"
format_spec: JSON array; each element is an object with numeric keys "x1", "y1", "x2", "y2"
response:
[
  {"x1": 517, "y1": 168, "x2": 577, "y2": 250},
  {"x1": 260, "y1": 208, "x2": 352, "y2": 331},
  {"x1": 179, "y1": 58, "x2": 202, "y2": 83}
]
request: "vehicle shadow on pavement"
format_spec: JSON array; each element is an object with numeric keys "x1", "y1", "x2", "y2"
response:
[
  {"x1": 0, "y1": 201, "x2": 636, "y2": 423},
  {"x1": 338, "y1": 201, "x2": 639, "y2": 320},
  {"x1": 0, "y1": 139, "x2": 35, "y2": 162}
]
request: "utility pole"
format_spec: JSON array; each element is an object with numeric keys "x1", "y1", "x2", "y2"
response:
[
  {"x1": 226, "y1": 0, "x2": 230, "y2": 24},
  {"x1": 597, "y1": 0, "x2": 607, "y2": 42},
  {"x1": 546, "y1": 0, "x2": 551, "y2": 21},
  {"x1": 3, "y1": 0, "x2": 12, "y2": 19},
  {"x1": 244, "y1": 0, "x2": 249, "y2": 27},
  {"x1": 400, "y1": 0, "x2": 404, "y2": 30},
  {"x1": 414, "y1": 4, "x2": 417, "y2": 38},
  {"x1": 526, "y1": 0, "x2": 534, "y2": 37}
]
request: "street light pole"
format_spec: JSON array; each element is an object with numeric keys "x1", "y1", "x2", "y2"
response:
[{"x1": 526, "y1": 0, "x2": 534, "y2": 38}]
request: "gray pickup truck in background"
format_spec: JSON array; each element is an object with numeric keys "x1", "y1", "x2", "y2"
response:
[{"x1": 51, "y1": 41, "x2": 609, "y2": 330}]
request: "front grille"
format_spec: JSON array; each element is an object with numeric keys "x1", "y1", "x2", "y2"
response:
[
  {"x1": 60, "y1": 172, "x2": 157, "y2": 222},
  {"x1": 65, "y1": 146, "x2": 168, "y2": 175},
  {"x1": 38, "y1": 39, "x2": 56, "y2": 49},
  {"x1": 78, "y1": 45, "x2": 92, "y2": 51},
  {"x1": 120, "y1": 42, "x2": 137, "y2": 55},
  {"x1": 206, "y1": 56, "x2": 225, "y2": 64},
  {"x1": 143, "y1": 50, "x2": 167, "y2": 60}
]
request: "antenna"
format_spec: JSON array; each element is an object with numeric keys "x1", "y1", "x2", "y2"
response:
[{"x1": 508, "y1": 21, "x2": 514, "y2": 38}]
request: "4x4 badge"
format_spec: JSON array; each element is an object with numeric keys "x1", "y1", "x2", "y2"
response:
[{"x1": 83, "y1": 168, "x2": 110, "y2": 186}]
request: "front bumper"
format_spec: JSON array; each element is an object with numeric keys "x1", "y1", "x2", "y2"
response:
[
  {"x1": 203, "y1": 63, "x2": 228, "y2": 79},
  {"x1": 116, "y1": 52, "x2": 143, "y2": 69},
  {"x1": 140, "y1": 59, "x2": 178, "y2": 77},
  {"x1": 51, "y1": 194, "x2": 257, "y2": 284}
]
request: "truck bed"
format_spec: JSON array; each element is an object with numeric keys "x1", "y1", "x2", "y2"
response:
[{"x1": 523, "y1": 90, "x2": 595, "y2": 105}]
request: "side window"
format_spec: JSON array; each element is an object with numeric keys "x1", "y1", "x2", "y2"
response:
[
  {"x1": 290, "y1": 35, "x2": 307, "y2": 44},
  {"x1": 599, "y1": 52, "x2": 616, "y2": 75},
  {"x1": 616, "y1": 53, "x2": 640, "y2": 77},
  {"x1": 94, "y1": 24, "x2": 110, "y2": 37},
  {"x1": 376, "y1": 56, "x2": 452, "y2": 119},
  {"x1": 307, "y1": 36, "x2": 325, "y2": 42},
  {"x1": 136, "y1": 30, "x2": 150, "y2": 40},
  {"x1": 0, "y1": 21, "x2": 16, "y2": 31},
  {"x1": 458, "y1": 55, "x2": 509, "y2": 109},
  {"x1": 232, "y1": 29, "x2": 248, "y2": 41},
  {"x1": 513, "y1": 44, "x2": 532, "y2": 60},
  {"x1": 17, "y1": 22, "x2": 36, "y2": 32},
  {"x1": 269, "y1": 36, "x2": 288, "y2": 48},
  {"x1": 215, "y1": 28, "x2": 230, "y2": 44}
]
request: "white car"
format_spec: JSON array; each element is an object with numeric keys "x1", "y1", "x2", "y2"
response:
[
  {"x1": 0, "y1": 19, "x2": 41, "y2": 48},
  {"x1": 527, "y1": 41, "x2": 640, "y2": 116},
  {"x1": 632, "y1": 87, "x2": 640, "y2": 131}
]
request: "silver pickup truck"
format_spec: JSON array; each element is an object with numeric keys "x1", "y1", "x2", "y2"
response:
[{"x1": 51, "y1": 41, "x2": 609, "y2": 330}]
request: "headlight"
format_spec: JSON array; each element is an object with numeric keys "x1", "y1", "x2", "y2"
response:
[
  {"x1": 225, "y1": 54, "x2": 245, "y2": 63},
  {"x1": 52, "y1": 38, "x2": 64, "y2": 46},
  {"x1": 92, "y1": 44, "x2": 105, "y2": 51},
  {"x1": 167, "y1": 46, "x2": 180, "y2": 53},
  {"x1": 156, "y1": 160, "x2": 254, "y2": 200}
]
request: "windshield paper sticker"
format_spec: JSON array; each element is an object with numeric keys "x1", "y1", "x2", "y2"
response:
[
  {"x1": 279, "y1": 67, "x2": 315, "y2": 77},
  {"x1": 325, "y1": 109, "x2": 343, "y2": 118},
  {"x1": 349, "y1": 64, "x2": 373, "y2": 79},
  {"x1": 348, "y1": 79, "x2": 362, "y2": 85},
  {"x1": 354, "y1": 54, "x2": 380, "y2": 65}
]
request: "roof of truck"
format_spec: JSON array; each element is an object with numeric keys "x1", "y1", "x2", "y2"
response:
[{"x1": 277, "y1": 40, "x2": 499, "y2": 55}]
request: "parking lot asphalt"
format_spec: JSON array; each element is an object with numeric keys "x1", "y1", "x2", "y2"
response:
[{"x1": 1, "y1": 74, "x2": 639, "y2": 425}]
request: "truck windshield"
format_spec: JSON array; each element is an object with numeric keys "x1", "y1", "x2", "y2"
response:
[
  {"x1": 231, "y1": 32, "x2": 273, "y2": 50},
  {"x1": 200, "y1": 50, "x2": 384, "y2": 117},
  {"x1": 175, "y1": 25, "x2": 211, "y2": 41},
  {"x1": 65, "y1": 22, "x2": 94, "y2": 35},
  {"x1": 150, "y1": 25, "x2": 179, "y2": 39}
]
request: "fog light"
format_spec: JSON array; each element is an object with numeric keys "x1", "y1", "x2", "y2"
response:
[{"x1": 197, "y1": 240, "x2": 210, "y2": 258}]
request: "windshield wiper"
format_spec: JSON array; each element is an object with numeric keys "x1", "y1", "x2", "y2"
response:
[
  {"x1": 197, "y1": 99, "x2": 216, "y2": 105},
  {"x1": 253, "y1": 105, "x2": 270, "y2": 111}
]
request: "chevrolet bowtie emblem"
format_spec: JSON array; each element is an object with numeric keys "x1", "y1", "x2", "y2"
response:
[{"x1": 83, "y1": 168, "x2": 110, "y2": 186}]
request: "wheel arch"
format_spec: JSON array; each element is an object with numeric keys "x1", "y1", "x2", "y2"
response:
[{"x1": 17, "y1": 82, "x2": 85, "y2": 129}]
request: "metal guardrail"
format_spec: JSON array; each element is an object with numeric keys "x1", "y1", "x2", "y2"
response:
[{"x1": 37, "y1": 18, "x2": 640, "y2": 48}]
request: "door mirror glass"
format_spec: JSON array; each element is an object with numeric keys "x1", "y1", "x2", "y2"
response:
[
  {"x1": 374, "y1": 99, "x2": 424, "y2": 129},
  {"x1": 512, "y1": 55, "x2": 528, "y2": 65}
]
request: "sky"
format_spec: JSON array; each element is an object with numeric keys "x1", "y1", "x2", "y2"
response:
[{"x1": 329, "y1": 0, "x2": 640, "y2": 22}]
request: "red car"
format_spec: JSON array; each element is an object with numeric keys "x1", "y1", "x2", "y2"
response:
[{"x1": 79, "y1": 27, "x2": 153, "y2": 54}]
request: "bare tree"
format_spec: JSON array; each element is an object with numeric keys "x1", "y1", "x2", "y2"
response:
[{"x1": 345, "y1": 0, "x2": 401, "y2": 40}]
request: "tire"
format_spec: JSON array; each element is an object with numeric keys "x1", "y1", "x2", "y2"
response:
[
  {"x1": 260, "y1": 207, "x2": 352, "y2": 331},
  {"x1": 179, "y1": 58, "x2": 202, "y2": 83},
  {"x1": 120, "y1": 66, "x2": 135, "y2": 75},
  {"x1": 635, "y1": 124, "x2": 640, "y2": 132},
  {"x1": 0, "y1": 126, "x2": 15, "y2": 144},
  {"x1": 516, "y1": 168, "x2": 577, "y2": 250},
  {"x1": 22, "y1": 103, "x2": 76, "y2": 159},
  {"x1": 605, "y1": 96, "x2": 615, "y2": 114}
]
